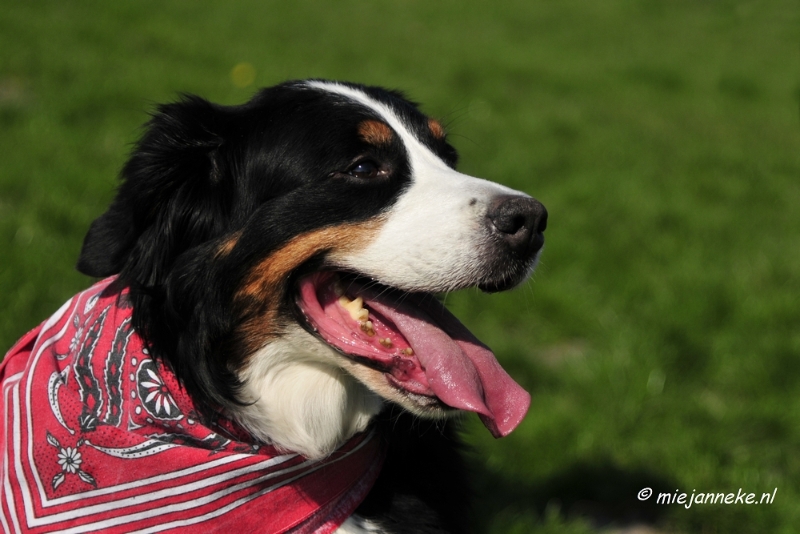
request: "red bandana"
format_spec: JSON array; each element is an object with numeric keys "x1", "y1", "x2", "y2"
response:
[{"x1": 0, "y1": 278, "x2": 385, "y2": 533}]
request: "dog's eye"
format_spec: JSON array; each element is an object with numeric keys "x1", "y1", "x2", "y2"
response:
[{"x1": 347, "y1": 160, "x2": 381, "y2": 179}]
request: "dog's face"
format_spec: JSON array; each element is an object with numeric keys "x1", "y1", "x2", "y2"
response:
[{"x1": 77, "y1": 80, "x2": 547, "y2": 458}]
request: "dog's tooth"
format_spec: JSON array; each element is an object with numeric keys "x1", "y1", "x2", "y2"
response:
[
  {"x1": 339, "y1": 296, "x2": 366, "y2": 322},
  {"x1": 379, "y1": 338, "x2": 393, "y2": 348},
  {"x1": 360, "y1": 320, "x2": 375, "y2": 337},
  {"x1": 402, "y1": 348, "x2": 414, "y2": 356},
  {"x1": 356, "y1": 308, "x2": 369, "y2": 322}
]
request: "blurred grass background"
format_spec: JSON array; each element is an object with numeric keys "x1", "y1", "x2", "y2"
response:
[{"x1": 1, "y1": 1, "x2": 798, "y2": 532}]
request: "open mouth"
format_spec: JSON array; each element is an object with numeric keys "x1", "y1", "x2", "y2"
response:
[{"x1": 295, "y1": 271, "x2": 531, "y2": 437}]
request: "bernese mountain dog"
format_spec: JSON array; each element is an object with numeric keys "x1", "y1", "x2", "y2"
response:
[{"x1": 3, "y1": 80, "x2": 547, "y2": 533}]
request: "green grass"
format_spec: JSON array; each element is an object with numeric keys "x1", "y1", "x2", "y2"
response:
[{"x1": 2, "y1": 1, "x2": 799, "y2": 532}]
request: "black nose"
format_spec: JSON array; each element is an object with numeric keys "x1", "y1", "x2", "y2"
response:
[{"x1": 486, "y1": 195, "x2": 547, "y2": 257}]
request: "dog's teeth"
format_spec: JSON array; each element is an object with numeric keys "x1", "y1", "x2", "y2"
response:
[
  {"x1": 339, "y1": 296, "x2": 367, "y2": 322},
  {"x1": 360, "y1": 320, "x2": 375, "y2": 336},
  {"x1": 336, "y1": 290, "x2": 377, "y2": 334},
  {"x1": 379, "y1": 338, "x2": 393, "y2": 348},
  {"x1": 402, "y1": 348, "x2": 414, "y2": 356}
]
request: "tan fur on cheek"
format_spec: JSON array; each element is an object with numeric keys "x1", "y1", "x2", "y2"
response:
[
  {"x1": 358, "y1": 120, "x2": 394, "y2": 146},
  {"x1": 235, "y1": 219, "x2": 385, "y2": 352},
  {"x1": 428, "y1": 118, "x2": 445, "y2": 140}
]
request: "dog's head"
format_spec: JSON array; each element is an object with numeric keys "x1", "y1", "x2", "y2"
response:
[{"x1": 77, "y1": 80, "x2": 547, "y2": 458}]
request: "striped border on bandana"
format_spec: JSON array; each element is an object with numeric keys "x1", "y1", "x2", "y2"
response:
[{"x1": 1, "y1": 279, "x2": 384, "y2": 533}]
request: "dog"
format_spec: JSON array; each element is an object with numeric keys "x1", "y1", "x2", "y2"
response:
[{"x1": 0, "y1": 80, "x2": 547, "y2": 533}]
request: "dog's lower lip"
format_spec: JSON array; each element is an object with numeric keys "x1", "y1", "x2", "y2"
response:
[
  {"x1": 301, "y1": 325, "x2": 445, "y2": 407},
  {"x1": 294, "y1": 271, "x2": 428, "y2": 366},
  {"x1": 478, "y1": 277, "x2": 521, "y2": 293},
  {"x1": 386, "y1": 375, "x2": 452, "y2": 409},
  {"x1": 296, "y1": 288, "x2": 448, "y2": 410}
]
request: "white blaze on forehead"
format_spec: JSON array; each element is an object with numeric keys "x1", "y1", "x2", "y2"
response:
[
  {"x1": 306, "y1": 80, "x2": 530, "y2": 292},
  {"x1": 307, "y1": 80, "x2": 455, "y2": 176}
]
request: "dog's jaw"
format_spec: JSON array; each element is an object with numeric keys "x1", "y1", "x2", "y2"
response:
[
  {"x1": 233, "y1": 319, "x2": 459, "y2": 459},
  {"x1": 234, "y1": 325, "x2": 384, "y2": 459}
]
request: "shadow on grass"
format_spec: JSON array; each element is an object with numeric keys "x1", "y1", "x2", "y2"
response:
[{"x1": 472, "y1": 459, "x2": 677, "y2": 532}]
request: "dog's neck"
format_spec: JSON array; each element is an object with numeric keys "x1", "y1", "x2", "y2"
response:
[{"x1": 234, "y1": 325, "x2": 384, "y2": 459}]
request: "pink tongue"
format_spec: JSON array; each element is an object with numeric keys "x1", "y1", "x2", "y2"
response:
[{"x1": 358, "y1": 286, "x2": 530, "y2": 438}]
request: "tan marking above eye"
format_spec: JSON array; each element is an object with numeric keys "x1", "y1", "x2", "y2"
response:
[
  {"x1": 428, "y1": 118, "x2": 445, "y2": 140},
  {"x1": 357, "y1": 120, "x2": 394, "y2": 146}
]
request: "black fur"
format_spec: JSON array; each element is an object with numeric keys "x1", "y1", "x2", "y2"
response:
[
  {"x1": 77, "y1": 80, "x2": 469, "y2": 532},
  {"x1": 78, "y1": 81, "x2": 457, "y2": 415},
  {"x1": 357, "y1": 410, "x2": 472, "y2": 533}
]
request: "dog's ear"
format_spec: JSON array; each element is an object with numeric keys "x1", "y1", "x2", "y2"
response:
[
  {"x1": 77, "y1": 95, "x2": 231, "y2": 286},
  {"x1": 76, "y1": 197, "x2": 137, "y2": 277}
]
